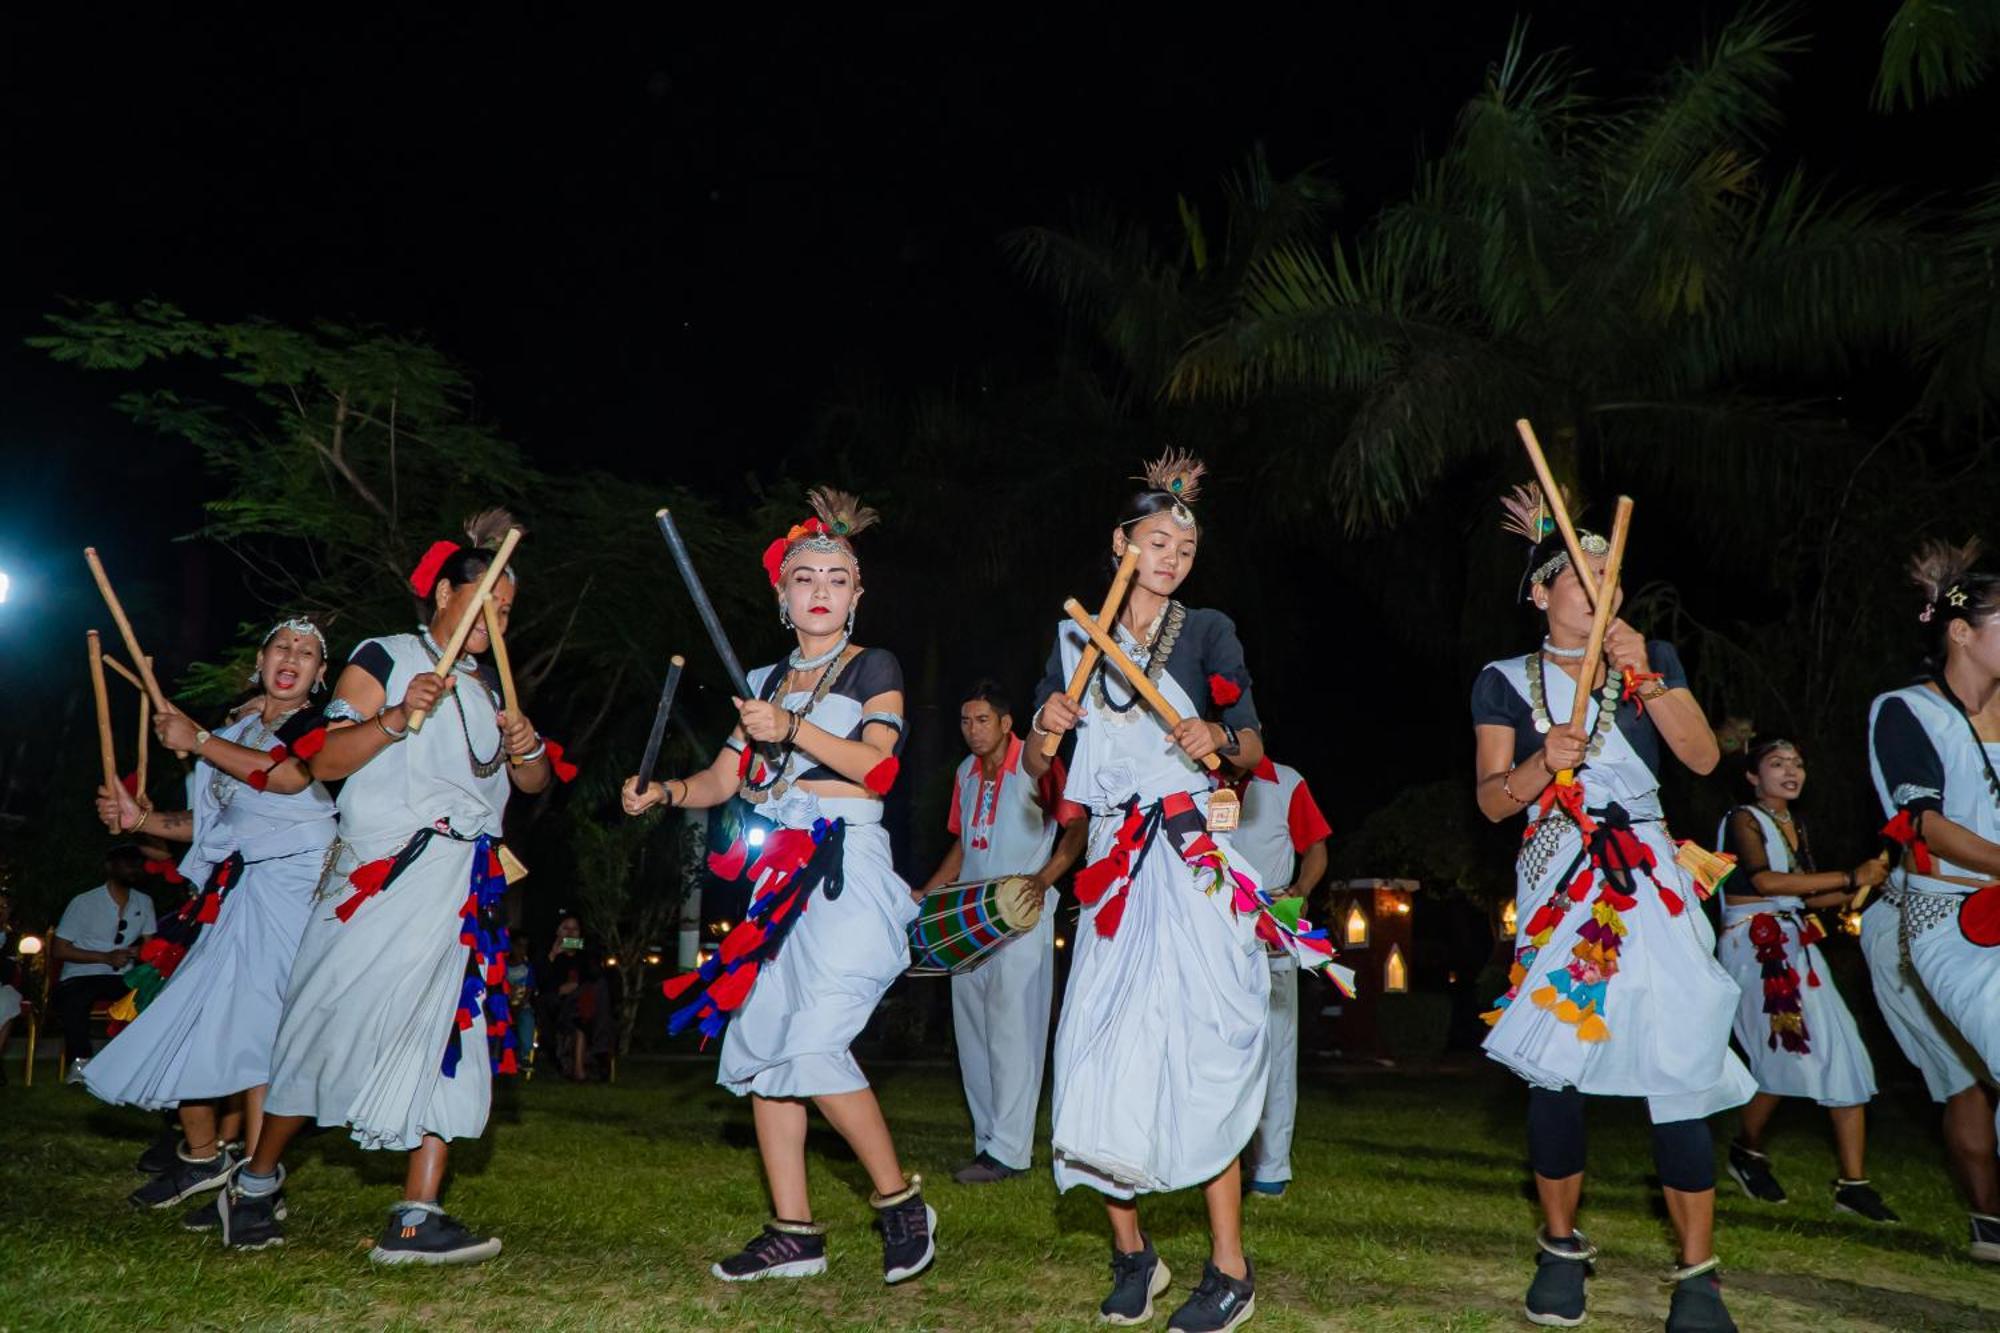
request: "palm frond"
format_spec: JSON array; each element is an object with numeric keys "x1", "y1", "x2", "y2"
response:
[{"x1": 1874, "y1": 0, "x2": 1999, "y2": 111}]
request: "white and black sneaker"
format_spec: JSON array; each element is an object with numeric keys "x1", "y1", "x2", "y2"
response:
[
  {"x1": 218, "y1": 1169, "x2": 287, "y2": 1252},
  {"x1": 711, "y1": 1221, "x2": 830, "y2": 1281},
  {"x1": 368, "y1": 1202, "x2": 502, "y2": 1266},
  {"x1": 1100, "y1": 1234, "x2": 1172, "y2": 1325},
  {"x1": 1165, "y1": 1259, "x2": 1255, "y2": 1332},
  {"x1": 876, "y1": 1185, "x2": 936, "y2": 1285},
  {"x1": 1832, "y1": 1179, "x2": 1899, "y2": 1223},
  {"x1": 1971, "y1": 1212, "x2": 2000, "y2": 1263},
  {"x1": 1725, "y1": 1141, "x2": 1787, "y2": 1204},
  {"x1": 127, "y1": 1146, "x2": 235, "y2": 1209}
]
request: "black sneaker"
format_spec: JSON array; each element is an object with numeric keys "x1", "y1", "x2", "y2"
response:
[
  {"x1": 953, "y1": 1151, "x2": 1025, "y2": 1184},
  {"x1": 1832, "y1": 1179, "x2": 1899, "y2": 1223},
  {"x1": 1525, "y1": 1230, "x2": 1594, "y2": 1328},
  {"x1": 185, "y1": 1190, "x2": 287, "y2": 1232},
  {"x1": 1971, "y1": 1212, "x2": 2000, "y2": 1263},
  {"x1": 1726, "y1": 1141, "x2": 1787, "y2": 1204},
  {"x1": 710, "y1": 1222, "x2": 829, "y2": 1281},
  {"x1": 136, "y1": 1127, "x2": 182, "y2": 1176},
  {"x1": 368, "y1": 1204, "x2": 503, "y2": 1266},
  {"x1": 1665, "y1": 1260, "x2": 1737, "y2": 1332},
  {"x1": 218, "y1": 1174, "x2": 286, "y2": 1252},
  {"x1": 877, "y1": 1189, "x2": 936, "y2": 1284},
  {"x1": 127, "y1": 1147, "x2": 235, "y2": 1209},
  {"x1": 1101, "y1": 1234, "x2": 1172, "y2": 1326},
  {"x1": 1165, "y1": 1259, "x2": 1255, "y2": 1332}
]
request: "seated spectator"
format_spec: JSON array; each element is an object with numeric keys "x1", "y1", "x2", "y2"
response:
[{"x1": 50, "y1": 846, "x2": 158, "y2": 1082}]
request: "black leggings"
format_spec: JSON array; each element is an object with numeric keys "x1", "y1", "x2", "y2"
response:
[{"x1": 1527, "y1": 1086, "x2": 1716, "y2": 1192}]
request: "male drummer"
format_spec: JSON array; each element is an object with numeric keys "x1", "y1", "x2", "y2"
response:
[
  {"x1": 919, "y1": 679, "x2": 1085, "y2": 1183},
  {"x1": 1229, "y1": 756, "x2": 1331, "y2": 1197}
]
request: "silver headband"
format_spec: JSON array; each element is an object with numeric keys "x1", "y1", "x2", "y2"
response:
[
  {"x1": 779, "y1": 534, "x2": 859, "y2": 580},
  {"x1": 1530, "y1": 531, "x2": 1609, "y2": 588},
  {"x1": 262, "y1": 616, "x2": 328, "y2": 656}
]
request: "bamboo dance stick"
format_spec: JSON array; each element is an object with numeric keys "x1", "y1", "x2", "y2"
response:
[
  {"x1": 1040, "y1": 545, "x2": 1142, "y2": 758},
  {"x1": 1061, "y1": 598, "x2": 1221, "y2": 772},
  {"x1": 1558, "y1": 496, "x2": 1633, "y2": 785},
  {"x1": 409, "y1": 527, "x2": 522, "y2": 733}
]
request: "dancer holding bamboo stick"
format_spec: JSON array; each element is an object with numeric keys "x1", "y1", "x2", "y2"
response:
[
  {"x1": 1473, "y1": 484, "x2": 1749, "y2": 1332},
  {"x1": 85, "y1": 616, "x2": 337, "y2": 1222},
  {"x1": 1024, "y1": 452, "x2": 1347, "y2": 1333},
  {"x1": 622, "y1": 488, "x2": 935, "y2": 1286},
  {"x1": 221, "y1": 513, "x2": 563, "y2": 1264}
]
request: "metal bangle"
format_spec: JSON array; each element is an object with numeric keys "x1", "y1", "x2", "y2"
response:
[
  {"x1": 376, "y1": 709, "x2": 409, "y2": 741},
  {"x1": 516, "y1": 739, "x2": 547, "y2": 764},
  {"x1": 1500, "y1": 768, "x2": 1527, "y2": 804},
  {"x1": 1029, "y1": 705, "x2": 1054, "y2": 738},
  {"x1": 785, "y1": 710, "x2": 804, "y2": 743}
]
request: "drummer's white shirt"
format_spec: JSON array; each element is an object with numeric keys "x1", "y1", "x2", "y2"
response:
[{"x1": 950, "y1": 734, "x2": 1070, "y2": 880}]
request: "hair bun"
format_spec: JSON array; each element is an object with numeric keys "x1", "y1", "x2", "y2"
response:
[{"x1": 464, "y1": 507, "x2": 521, "y2": 551}]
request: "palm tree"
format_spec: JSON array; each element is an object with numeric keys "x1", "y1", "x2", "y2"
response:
[{"x1": 1166, "y1": 8, "x2": 1935, "y2": 532}]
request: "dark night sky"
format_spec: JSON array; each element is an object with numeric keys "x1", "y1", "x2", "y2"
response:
[{"x1": 1, "y1": 3, "x2": 1986, "y2": 848}]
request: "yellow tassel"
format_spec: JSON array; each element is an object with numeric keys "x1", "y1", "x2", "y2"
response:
[
  {"x1": 1576, "y1": 1013, "x2": 1611, "y2": 1042},
  {"x1": 1480, "y1": 1008, "x2": 1506, "y2": 1027},
  {"x1": 1555, "y1": 999, "x2": 1583, "y2": 1024},
  {"x1": 108, "y1": 991, "x2": 138, "y2": 1023},
  {"x1": 1674, "y1": 841, "x2": 1737, "y2": 897},
  {"x1": 1508, "y1": 962, "x2": 1527, "y2": 986},
  {"x1": 1531, "y1": 986, "x2": 1559, "y2": 1010}
]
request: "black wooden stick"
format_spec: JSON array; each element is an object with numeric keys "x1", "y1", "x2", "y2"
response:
[{"x1": 635, "y1": 654, "x2": 684, "y2": 790}]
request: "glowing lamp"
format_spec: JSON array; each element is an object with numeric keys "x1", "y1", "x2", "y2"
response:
[
  {"x1": 746, "y1": 826, "x2": 767, "y2": 849},
  {"x1": 644, "y1": 953, "x2": 662, "y2": 966},
  {"x1": 1343, "y1": 903, "x2": 1369, "y2": 948},
  {"x1": 1384, "y1": 943, "x2": 1409, "y2": 994},
  {"x1": 0, "y1": 570, "x2": 10, "y2": 603},
  {"x1": 604, "y1": 955, "x2": 619, "y2": 967},
  {"x1": 1054, "y1": 935, "x2": 1067, "y2": 950},
  {"x1": 17, "y1": 934, "x2": 41, "y2": 956},
  {"x1": 1501, "y1": 900, "x2": 1518, "y2": 935}
]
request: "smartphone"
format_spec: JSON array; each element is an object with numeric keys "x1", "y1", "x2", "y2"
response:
[{"x1": 560, "y1": 937, "x2": 583, "y2": 951}]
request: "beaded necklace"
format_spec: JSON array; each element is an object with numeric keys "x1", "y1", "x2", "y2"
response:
[
  {"x1": 1524, "y1": 651, "x2": 1619, "y2": 758},
  {"x1": 1092, "y1": 601, "x2": 1185, "y2": 718},
  {"x1": 418, "y1": 629, "x2": 505, "y2": 779},
  {"x1": 740, "y1": 647, "x2": 859, "y2": 804}
]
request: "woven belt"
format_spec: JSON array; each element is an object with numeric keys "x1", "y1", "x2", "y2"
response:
[{"x1": 1900, "y1": 885, "x2": 1962, "y2": 968}]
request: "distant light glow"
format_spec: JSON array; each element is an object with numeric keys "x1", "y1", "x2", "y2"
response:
[
  {"x1": 1384, "y1": 944, "x2": 1409, "y2": 993},
  {"x1": 0, "y1": 569, "x2": 10, "y2": 603},
  {"x1": 17, "y1": 934, "x2": 41, "y2": 956},
  {"x1": 746, "y1": 826, "x2": 767, "y2": 849}
]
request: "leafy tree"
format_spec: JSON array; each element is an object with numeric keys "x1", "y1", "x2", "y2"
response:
[{"x1": 1163, "y1": 10, "x2": 1933, "y2": 532}]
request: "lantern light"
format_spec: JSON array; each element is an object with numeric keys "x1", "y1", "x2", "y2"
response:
[
  {"x1": 17, "y1": 934, "x2": 42, "y2": 956},
  {"x1": 1384, "y1": 943, "x2": 1409, "y2": 993},
  {"x1": 1344, "y1": 903, "x2": 1369, "y2": 948},
  {"x1": 1501, "y1": 900, "x2": 1518, "y2": 935}
]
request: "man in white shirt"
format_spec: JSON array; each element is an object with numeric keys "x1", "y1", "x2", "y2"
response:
[
  {"x1": 919, "y1": 680, "x2": 1086, "y2": 1183},
  {"x1": 52, "y1": 845, "x2": 158, "y2": 1080},
  {"x1": 1228, "y1": 758, "x2": 1331, "y2": 1197}
]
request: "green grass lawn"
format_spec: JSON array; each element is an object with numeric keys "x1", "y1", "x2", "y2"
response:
[{"x1": 1, "y1": 1056, "x2": 1994, "y2": 1331}]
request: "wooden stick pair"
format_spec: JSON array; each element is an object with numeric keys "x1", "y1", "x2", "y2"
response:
[
  {"x1": 1040, "y1": 546, "x2": 1142, "y2": 758},
  {"x1": 83, "y1": 547, "x2": 185, "y2": 758},
  {"x1": 410, "y1": 528, "x2": 523, "y2": 732},
  {"x1": 1515, "y1": 420, "x2": 1604, "y2": 609},
  {"x1": 96, "y1": 652, "x2": 155, "y2": 793},
  {"x1": 1060, "y1": 598, "x2": 1221, "y2": 773}
]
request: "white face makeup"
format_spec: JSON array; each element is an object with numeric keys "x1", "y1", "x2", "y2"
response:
[
  {"x1": 1116, "y1": 511, "x2": 1198, "y2": 598},
  {"x1": 782, "y1": 559, "x2": 858, "y2": 637}
]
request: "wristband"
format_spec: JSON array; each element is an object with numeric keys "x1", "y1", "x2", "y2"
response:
[
  {"x1": 1029, "y1": 706, "x2": 1054, "y2": 739},
  {"x1": 513, "y1": 738, "x2": 547, "y2": 765},
  {"x1": 1500, "y1": 768, "x2": 1527, "y2": 804},
  {"x1": 376, "y1": 710, "x2": 409, "y2": 741}
]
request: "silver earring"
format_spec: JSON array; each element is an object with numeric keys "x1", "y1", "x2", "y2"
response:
[
  {"x1": 778, "y1": 601, "x2": 794, "y2": 629},
  {"x1": 846, "y1": 606, "x2": 857, "y2": 635},
  {"x1": 248, "y1": 668, "x2": 262, "y2": 686},
  {"x1": 311, "y1": 678, "x2": 325, "y2": 695}
]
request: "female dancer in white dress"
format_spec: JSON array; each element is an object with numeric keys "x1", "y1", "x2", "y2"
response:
[
  {"x1": 1711, "y1": 738, "x2": 1894, "y2": 1219},
  {"x1": 1027, "y1": 453, "x2": 1346, "y2": 1333},
  {"x1": 622, "y1": 488, "x2": 935, "y2": 1287},
  {"x1": 86, "y1": 618, "x2": 337, "y2": 1218},
  {"x1": 1868, "y1": 538, "x2": 2000, "y2": 1262},
  {"x1": 220, "y1": 513, "x2": 555, "y2": 1263},
  {"x1": 1474, "y1": 487, "x2": 1751, "y2": 1332}
]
